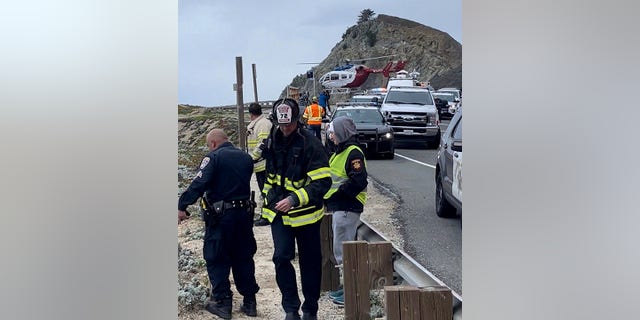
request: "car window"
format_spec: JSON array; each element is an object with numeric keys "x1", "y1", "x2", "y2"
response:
[
  {"x1": 384, "y1": 90, "x2": 434, "y2": 105},
  {"x1": 452, "y1": 117, "x2": 462, "y2": 140},
  {"x1": 334, "y1": 109, "x2": 383, "y2": 123}
]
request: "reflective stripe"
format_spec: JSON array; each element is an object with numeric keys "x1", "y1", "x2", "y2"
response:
[
  {"x1": 261, "y1": 206, "x2": 324, "y2": 227},
  {"x1": 308, "y1": 167, "x2": 332, "y2": 180},
  {"x1": 282, "y1": 208, "x2": 324, "y2": 226},
  {"x1": 304, "y1": 104, "x2": 324, "y2": 125},
  {"x1": 323, "y1": 145, "x2": 367, "y2": 205},
  {"x1": 293, "y1": 188, "x2": 309, "y2": 206},
  {"x1": 262, "y1": 165, "x2": 330, "y2": 227}
]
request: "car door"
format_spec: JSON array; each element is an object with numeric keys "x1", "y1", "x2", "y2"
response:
[{"x1": 443, "y1": 115, "x2": 462, "y2": 200}]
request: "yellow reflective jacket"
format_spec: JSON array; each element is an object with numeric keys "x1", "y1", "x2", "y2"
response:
[{"x1": 246, "y1": 114, "x2": 272, "y2": 173}]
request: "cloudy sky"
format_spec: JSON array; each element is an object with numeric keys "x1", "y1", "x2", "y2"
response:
[{"x1": 179, "y1": 0, "x2": 461, "y2": 107}]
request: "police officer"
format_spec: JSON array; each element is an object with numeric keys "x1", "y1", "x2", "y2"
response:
[
  {"x1": 178, "y1": 129, "x2": 260, "y2": 319},
  {"x1": 260, "y1": 99, "x2": 331, "y2": 320},
  {"x1": 323, "y1": 116, "x2": 368, "y2": 306}
]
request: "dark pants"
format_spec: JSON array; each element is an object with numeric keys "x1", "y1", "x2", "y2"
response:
[
  {"x1": 203, "y1": 207, "x2": 260, "y2": 300},
  {"x1": 255, "y1": 170, "x2": 266, "y2": 194},
  {"x1": 307, "y1": 125, "x2": 321, "y2": 140},
  {"x1": 270, "y1": 215, "x2": 322, "y2": 314}
]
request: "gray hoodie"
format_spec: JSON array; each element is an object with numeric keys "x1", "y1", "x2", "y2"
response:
[{"x1": 328, "y1": 116, "x2": 358, "y2": 144}]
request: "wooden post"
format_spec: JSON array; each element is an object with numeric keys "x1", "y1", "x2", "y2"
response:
[
  {"x1": 235, "y1": 56, "x2": 246, "y2": 150},
  {"x1": 419, "y1": 286, "x2": 452, "y2": 320},
  {"x1": 400, "y1": 287, "x2": 421, "y2": 320},
  {"x1": 385, "y1": 286, "x2": 402, "y2": 320},
  {"x1": 252, "y1": 63, "x2": 258, "y2": 103},
  {"x1": 320, "y1": 214, "x2": 340, "y2": 291},
  {"x1": 343, "y1": 241, "x2": 369, "y2": 320},
  {"x1": 367, "y1": 242, "x2": 393, "y2": 290}
]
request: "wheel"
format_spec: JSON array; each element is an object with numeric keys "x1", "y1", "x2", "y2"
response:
[
  {"x1": 431, "y1": 130, "x2": 442, "y2": 149},
  {"x1": 435, "y1": 173, "x2": 456, "y2": 218},
  {"x1": 385, "y1": 145, "x2": 395, "y2": 159}
]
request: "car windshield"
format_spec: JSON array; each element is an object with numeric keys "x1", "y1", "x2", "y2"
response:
[
  {"x1": 384, "y1": 90, "x2": 434, "y2": 105},
  {"x1": 438, "y1": 90, "x2": 460, "y2": 100},
  {"x1": 433, "y1": 93, "x2": 455, "y2": 102},
  {"x1": 351, "y1": 97, "x2": 378, "y2": 103},
  {"x1": 333, "y1": 109, "x2": 384, "y2": 124}
]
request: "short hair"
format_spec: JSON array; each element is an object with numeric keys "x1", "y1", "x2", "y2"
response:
[{"x1": 248, "y1": 103, "x2": 262, "y2": 115}]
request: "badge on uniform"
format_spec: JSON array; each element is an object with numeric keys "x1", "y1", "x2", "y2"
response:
[
  {"x1": 276, "y1": 104, "x2": 292, "y2": 124},
  {"x1": 200, "y1": 157, "x2": 210, "y2": 169},
  {"x1": 351, "y1": 159, "x2": 362, "y2": 171}
]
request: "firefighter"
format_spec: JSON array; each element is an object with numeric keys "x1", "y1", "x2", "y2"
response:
[
  {"x1": 246, "y1": 102, "x2": 273, "y2": 227},
  {"x1": 178, "y1": 129, "x2": 260, "y2": 319},
  {"x1": 260, "y1": 98, "x2": 332, "y2": 320}
]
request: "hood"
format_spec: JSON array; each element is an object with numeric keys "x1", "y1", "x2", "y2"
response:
[{"x1": 329, "y1": 116, "x2": 357, "y2": 144}]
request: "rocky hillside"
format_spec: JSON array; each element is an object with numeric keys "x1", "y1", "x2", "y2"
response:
[{"x1": 286, "y1": 13, "x2": 462, "y2": 96}]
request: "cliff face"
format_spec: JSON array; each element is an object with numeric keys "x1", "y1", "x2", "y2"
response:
[{"x1": 287, "y1": 13, "x2": 462, "y2": 96}]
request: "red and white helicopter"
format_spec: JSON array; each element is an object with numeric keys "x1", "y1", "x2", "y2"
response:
[{"x1": 300, "y1": 55, "x2": 406, "y2": 90}]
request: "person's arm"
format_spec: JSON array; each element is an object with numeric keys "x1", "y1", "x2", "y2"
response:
[
  {"x1": 338, "y1": 148, "x2": 368, "y2": 197},
  {"x1": 290, "y1": 139, "x2": 332, "y2": 207},
  {"x1": 178, "y1": 154, "x2": 216, "y2": 211}
]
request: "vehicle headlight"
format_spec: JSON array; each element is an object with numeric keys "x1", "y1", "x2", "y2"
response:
[{"x1": 384, "y1": 132, "x2": 393, "y2": 139}]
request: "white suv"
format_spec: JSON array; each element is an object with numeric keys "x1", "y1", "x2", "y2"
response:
[{"x1": 380, "y1": 86, "x2": 441, "y2": 148}]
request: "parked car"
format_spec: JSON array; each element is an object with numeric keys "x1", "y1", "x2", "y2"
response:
[
  {"x1": 350, "y1": 94, "x2": 383, "y2": 107},
  {"x1": 325, "y1": 104, "x2": 395, "y2": 159},
  {"x1": 436, "y1": 87, "x2": 461, "y2": 101},
  {"x1": 432, "y1": 92, "x2": 458, "y2": 119},
  {"x1": 435, "y1": 106, "x2": 462, "y2": 218}
]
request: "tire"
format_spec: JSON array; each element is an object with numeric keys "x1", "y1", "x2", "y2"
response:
[
  {"x1": 435, "y1": 173, "x2": 456, "y2": 218},
  {"x1": 431, "y1": 130, "x2": 442, "y2": 149},
  {"x1": 385, "y1": 145, "x2": 395, "y2": 159}
]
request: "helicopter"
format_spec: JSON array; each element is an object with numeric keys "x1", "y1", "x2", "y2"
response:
[{"x1": 300, "y1": 55, "x2": 406, "y2": 90}]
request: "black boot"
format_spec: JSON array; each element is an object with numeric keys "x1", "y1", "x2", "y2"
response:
[
  {"x1": 302, "y1": 313, "x2": 317, "y2": 320},
  {"x1": 205, "y1": 297, "x2": 232, "y2": 320},
  {"x1": 254, "y1": 217, "x2": 270, "y2": 226},
  {"x1": 240, "y1": 295, "x2": 257, "y2": 317},
  {"x1": 284, "y1": 311, "x2": 301, "y2": 320}
]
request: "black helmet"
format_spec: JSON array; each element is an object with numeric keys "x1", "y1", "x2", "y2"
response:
[{"x1": 271, "y1": 98, "x2": 300, "y2": 125}]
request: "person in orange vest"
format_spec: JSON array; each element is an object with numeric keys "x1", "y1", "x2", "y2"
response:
[{"x1": 302, "y1": 96, "x2": 325, "y2": 140}]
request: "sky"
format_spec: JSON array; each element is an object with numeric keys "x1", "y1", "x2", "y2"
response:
[{"x1": 178, "y1": 0, "x2": 461, "y2": 107}]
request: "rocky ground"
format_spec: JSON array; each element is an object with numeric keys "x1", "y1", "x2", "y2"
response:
[{"x1": 177, "y1": 105, "x2": 405, "y2": 319}]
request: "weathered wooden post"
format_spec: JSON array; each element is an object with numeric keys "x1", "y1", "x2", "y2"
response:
[
  {"x1": 320, "y1": 214, "x2": 340, "y2": 291},
  {"x1": 343, "y1": 241, "x2": 370, "y2": 320},
  {"x1": 235, "y1": 56, "x2": 246, "y2": 150},
  {"x1": 419, "y1": 286, "x2": 452, "y2": 320}
]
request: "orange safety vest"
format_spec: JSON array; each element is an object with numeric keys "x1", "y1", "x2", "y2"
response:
[{"x1": 304, "y1": 103, "x2": 324, "y2": 126}]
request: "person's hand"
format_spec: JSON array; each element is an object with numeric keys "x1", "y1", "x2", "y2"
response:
[
  {"x1": 274, "y1": 197, "x2": 294, "y2": 213},
  {"x1": 178, "y1": 210, "x2": 190, "y2": 224}
]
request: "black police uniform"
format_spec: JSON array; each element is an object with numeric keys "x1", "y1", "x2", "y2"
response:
[{"x1": 178, "y1": 141, "x2": 259, "y2": 304}]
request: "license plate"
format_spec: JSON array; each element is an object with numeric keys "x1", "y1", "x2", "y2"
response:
[{"x1": 403, "y1": 129, "x2": 414, "y2": 134}]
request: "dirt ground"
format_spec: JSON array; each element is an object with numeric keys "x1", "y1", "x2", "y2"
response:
[{"x1": 178, "y1": 175, "x2": 402, "y2": 320}]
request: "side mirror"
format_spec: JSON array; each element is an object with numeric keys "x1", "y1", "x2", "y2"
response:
[
  {"x1": 322, "y1": 118, "x2": 330, "y2": 123},
  {"x1": 451, "y1": 140, "x2": 462, "y2": 152},
  {"x1": 454, "y1": 98, "x2": 460, "y2": 102}
]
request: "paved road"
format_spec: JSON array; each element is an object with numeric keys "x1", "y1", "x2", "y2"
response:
[{"x1": 365, "y1": 119, "x2": 462, "y2": 295}]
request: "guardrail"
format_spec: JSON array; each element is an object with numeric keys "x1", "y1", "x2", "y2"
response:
[
  {"x1": 357, "y1": 219, "x2": 462, "y2": 319},
  {"x1": 212, "y1": 100, "x2": 278, "y2": 110}
]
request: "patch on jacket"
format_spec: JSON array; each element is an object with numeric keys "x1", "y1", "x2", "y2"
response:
[
  {"x1": 200, "y1": 157, "x2": 210, "y2": 169},
  {"x1": 351, "y1": 159, "x2": 363, "y2": 171}
]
